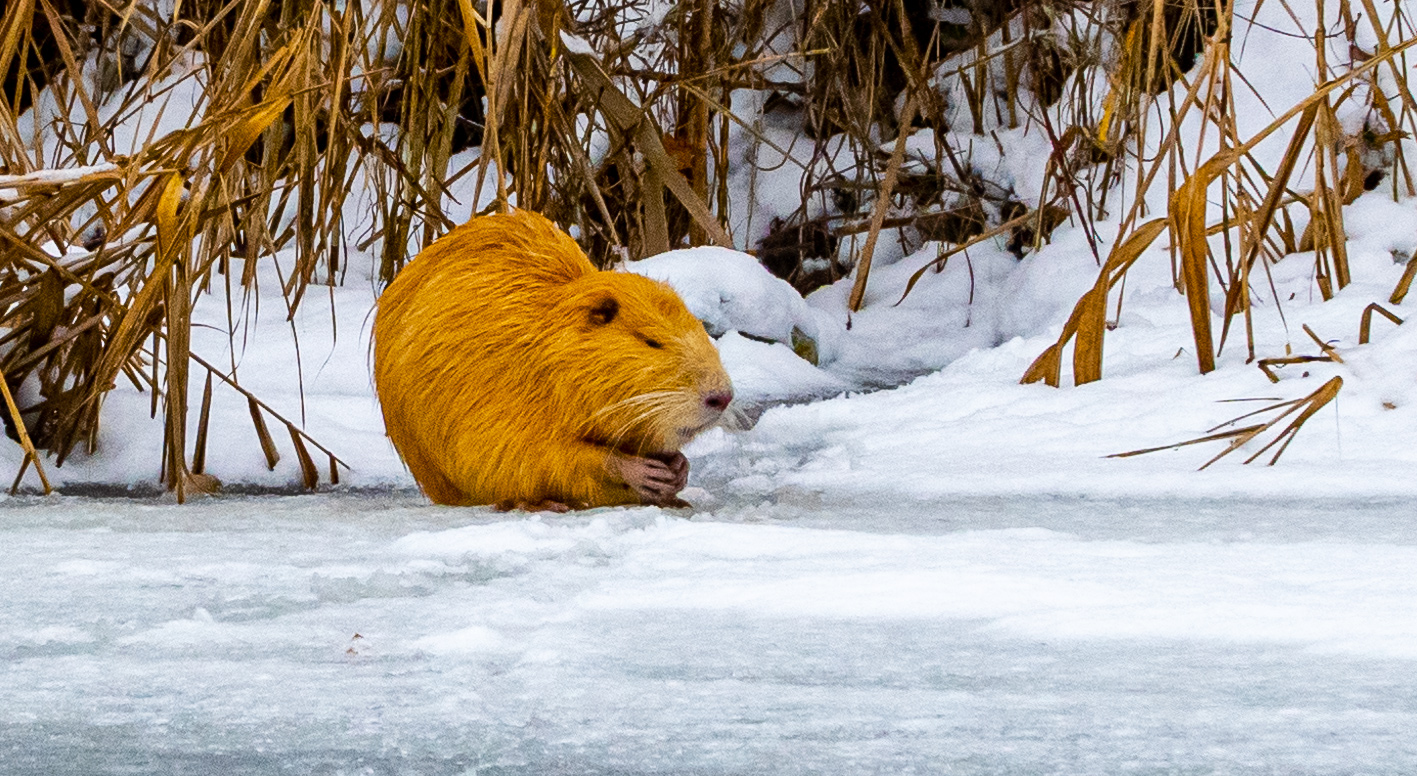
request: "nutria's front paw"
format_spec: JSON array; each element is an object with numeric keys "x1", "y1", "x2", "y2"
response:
[
  {"x1": 652, "y1": 452, "x2": 690, "y2": 494},
  {"x1": 614, "y1": 453, "x2": 690, "y2": 506}
]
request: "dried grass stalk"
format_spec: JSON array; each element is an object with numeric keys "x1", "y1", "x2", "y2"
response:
[
  {"x1": 248, "y1": 397, "x2": 281, "y2": 471},
  {"x1": 1359, "y1": 304, "x2": 1403, "y2": 345},
  {"x1": 562, "y1": 41, "x2": 733, "y2": 253},
  {"x1": 0, "y1": 373, "x2": 51, "y2": 494},
  {"x1": 1111, "y1": 376, "x2": 1343, "y2": 468},
  {"x1": 1391, "y1": 259, "x2": 1417, "y2": 304},
  {"x1": 848, "y1": 90, "x2": 919, "y2": 313}
]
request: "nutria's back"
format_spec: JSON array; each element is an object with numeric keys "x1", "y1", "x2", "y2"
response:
[{"x1": 373, "y1": 210, "x2": 733, "y2": 508}]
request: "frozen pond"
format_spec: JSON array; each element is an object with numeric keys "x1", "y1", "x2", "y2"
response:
[{"x1": 3, "y1": 492, "x2": 1416, "y2": 775}]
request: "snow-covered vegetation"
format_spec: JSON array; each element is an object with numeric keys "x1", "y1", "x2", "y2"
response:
[{"x1": 3, "y1": 0, "x2": 1415, "y2": 495}]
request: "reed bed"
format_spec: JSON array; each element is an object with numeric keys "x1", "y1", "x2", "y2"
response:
[{"x1": 1, "y1": 0, "x2": 1414, "y2": 493}]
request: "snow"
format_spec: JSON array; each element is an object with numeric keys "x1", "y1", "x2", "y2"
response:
[
  {"x1": 0, "y1": 164, "x2": 119, "y2": 188},
  {"x1": 3, "y1": 493, "x2": 1416, "y2": 774},
  {"x1": 558, "y1": 30, "x2": 596, "y2": 56},
  {"x1": 625, "y1": 246, "x2": 844, "y2": 369}
]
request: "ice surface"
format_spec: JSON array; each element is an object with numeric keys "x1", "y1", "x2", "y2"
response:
[{"x1": 3, "y1": 493, "x2": 1416, "y2": 775}]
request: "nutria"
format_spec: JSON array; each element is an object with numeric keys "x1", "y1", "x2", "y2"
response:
[{"x1": 373, "y1": 209, "x2": 733, "y2": 510}]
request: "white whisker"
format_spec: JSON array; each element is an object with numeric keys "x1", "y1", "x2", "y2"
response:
[
  {"x1": 718, "y1": 404, "x2": 751, "y2": 432},
  {"x1": 594, "y1": 391, "x2": 700, "y2": 453}
]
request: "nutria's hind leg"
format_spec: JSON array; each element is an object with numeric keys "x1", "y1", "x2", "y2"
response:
[
  {"x1": 399, "y1": 444, "x2": 471, "y2": 506},
  {"x1": 418, "y1": 472, "x2": 471, "y2": 506}
]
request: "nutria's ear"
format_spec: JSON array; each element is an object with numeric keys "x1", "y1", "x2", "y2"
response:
[{"x1": 588, "y1": 296, "x2": 619, "y2": 326}]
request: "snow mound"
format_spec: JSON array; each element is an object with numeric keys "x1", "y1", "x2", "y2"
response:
[
  {"x1": 713, "y1": 331, "x2": 853, "y2": 405},
  {"x1": 625, "y1": 247, "x2": 842, "y2": 365}
]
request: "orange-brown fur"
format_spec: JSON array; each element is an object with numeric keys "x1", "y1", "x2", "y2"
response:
[{"x1": 373, "y1": 210, "x2": 732, "y2": 508}]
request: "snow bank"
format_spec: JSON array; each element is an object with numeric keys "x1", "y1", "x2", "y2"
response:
[
  {"x1": 624, "y1": 246, "x2": 851, "y2": 403},
  {"x1": 627, "y1": 246, "x2": 841, "y2": 357}
]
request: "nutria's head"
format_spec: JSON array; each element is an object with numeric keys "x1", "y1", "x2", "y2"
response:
[{"x1": 549, "y1": 271, "x2": 733, "y2": 455}]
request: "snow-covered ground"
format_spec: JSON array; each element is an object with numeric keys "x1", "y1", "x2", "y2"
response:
[{"x1": 4, "y1": 492, "x2": 1416, "y2": 774}]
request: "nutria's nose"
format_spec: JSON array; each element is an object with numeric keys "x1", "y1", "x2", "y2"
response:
[{"x1": 704, "y1": 391, "x2": 733, "y2": 412}]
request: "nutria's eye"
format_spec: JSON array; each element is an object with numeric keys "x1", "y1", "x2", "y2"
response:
[
  {"x1": 643, "y1": 337, "x2": 663, "y2": 349},
  {"x1": 588, "y1": 297, "x2": 619, "y2": 326}
]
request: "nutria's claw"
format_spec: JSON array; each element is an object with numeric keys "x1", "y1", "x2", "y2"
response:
[{"x1": 615, "y1": 453, "x2": 691, "y2": 506}]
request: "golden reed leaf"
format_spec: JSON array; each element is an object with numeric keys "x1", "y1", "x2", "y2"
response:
[
  {"x1": 155, "y1": 172, "x2": 186, "y2": 264},
  {"x1": 1169, "y1": 154, "x2": 1241, "y2": 376},
  {"x1": 1021, "y1": 218, "x2": 1167, "y2": 386},
  {"x1": 218, "y1": 97, "x2": 292, "y2": 175},
  {"x1": 288, "y1": 425, "x2": 319, "y2": 490},
  {"x1": 1072, "y1": 287, "x2": 1109, "y2": 385},
  {"x1": 248, "y1": 398, "x2": 281, "y2": 471}
]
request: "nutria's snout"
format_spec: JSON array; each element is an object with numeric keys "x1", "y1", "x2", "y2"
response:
[
  {"x1": 675, "y1": 386, "x2": 734, "y2": 444},
  {"x1": 704, "y1": 390, "x2": 733, "y2": 413}
]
